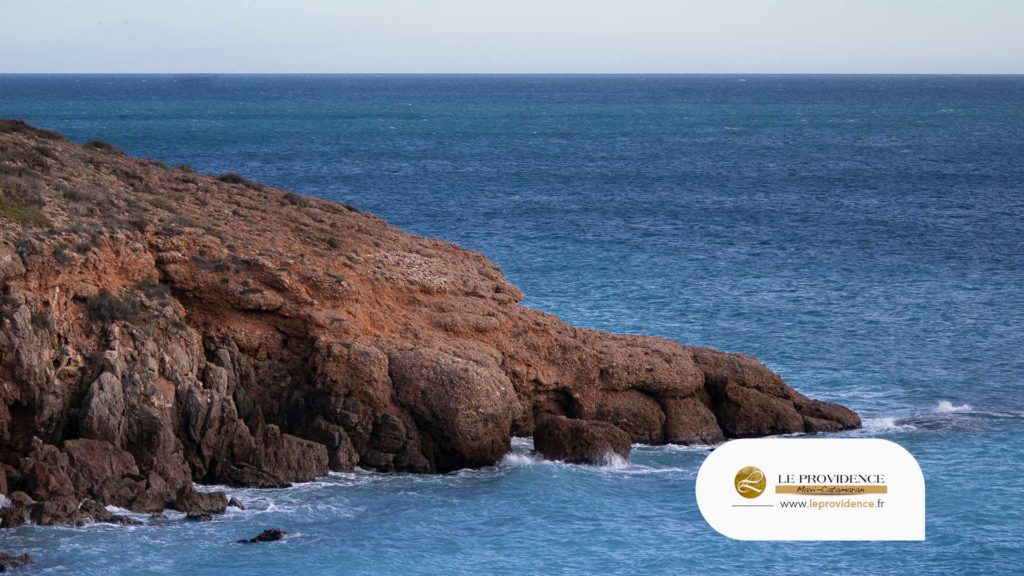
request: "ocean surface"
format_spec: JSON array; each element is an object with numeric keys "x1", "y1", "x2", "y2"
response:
[{"x1": 1, "y1": 75, "x2": 1022, "y2": 574}]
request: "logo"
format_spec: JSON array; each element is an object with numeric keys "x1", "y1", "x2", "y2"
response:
[
  {"x1": 697, "y1": 439, "x2": 925, "y2": 540},
  {"x1": 734, "y1": 466, "x2": 766, "y2": 498}
]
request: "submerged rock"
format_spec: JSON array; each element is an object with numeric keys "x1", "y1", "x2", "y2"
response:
[
  {"x1": 533, "y1": 415, "x2": 631, "y2": 465},
  {"x1": 0, "y1": 120, "x2": 860, "y2": 526},
  {"x1": 237, "y1": 528, "x2": 287, "y2": 544},
  {"x1": 0, "y1": 552, "x2": 35, "y2": 572}
]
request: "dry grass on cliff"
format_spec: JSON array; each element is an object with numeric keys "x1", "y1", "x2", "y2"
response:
[{"x1": 0, "y1": 172, "x2": 50, "y2": 227}]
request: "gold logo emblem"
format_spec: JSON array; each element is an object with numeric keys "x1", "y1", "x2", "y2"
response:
[{"x1": 734, "y1": 466, "x2": 766, "y2": 499}]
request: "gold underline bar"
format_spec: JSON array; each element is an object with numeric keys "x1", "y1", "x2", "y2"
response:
[{"x1": 775, "y1": 485, "x2": 888, "y2": 495}]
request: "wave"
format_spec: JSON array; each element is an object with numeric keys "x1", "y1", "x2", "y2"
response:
[
  {"x1": 855, "y1": 399, "x2": 1020, "y2": 435},
  {"x1": 935, "y1": 400, "x2": 973, "y2": 413},
  {"x1": 634, "y1": 443, "x2": 715, "y2": 454},
  {"x1": 861, "y1": 416, "x2": 920, "y2": 433},
  {"x1": 497, "y1": 446, "x2": 687, "y2": 476}
]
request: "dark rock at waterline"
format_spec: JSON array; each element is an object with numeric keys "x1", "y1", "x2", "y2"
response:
[
  {"x1": 533, "y1": 415, "x2": 631, "y2": 465},
  {"x1": 186, "y1": 512, "x2": 212, "y2": 522},
  {"x1": 78, "y1": 499, "x2": 141, "y2": 526},
  {"x1": 0, "y1": 507, "x2": 28, "y2": 529},
  {"x1": 237, "y1": 528, "x2": 287, "y2": 544},
  {"x1": 0, "y1": 552, "x2": 35, "y2": 572},
  {"x1": 663, "y1": 397, "x2": 725, "y2": 445},
  {"x1": 29, "y1": 495, "x2": 82, "y2": 526},
  {"x1": 173, "y1": 486, "x2": 227, "y2": 516},
  {"x1": 227, "y1": 497, "x2": 245, "y2": 510}
]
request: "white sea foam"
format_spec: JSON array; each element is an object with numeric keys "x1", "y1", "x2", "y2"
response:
[
  {"x1": 861, "y1": 417, "x2": 918, "y2": 433},
  {"x1": 595, "y1": 452, "x2": 629, "y2": 469},
  {"x1": 499, "y1": 452, "x2": 541, "y2": 467},
  {"x1": 935, "y1": 400, "x2": 973, "y2": 413},
  {"x1": 632, "y1": 443, "x2": 714, "y2": 454}
]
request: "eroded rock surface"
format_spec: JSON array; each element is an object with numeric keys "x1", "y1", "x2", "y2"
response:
[
  {"x1": 533, "y1": 415, "x2": 632, "y2": 465},
  {"x1": 0, "y1": 120, "x2": 859, "y2": 525}
]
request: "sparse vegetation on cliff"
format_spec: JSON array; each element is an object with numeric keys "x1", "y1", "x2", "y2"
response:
[{"x1": 0, "y1": 120, "x2": 860, "y2": 528}]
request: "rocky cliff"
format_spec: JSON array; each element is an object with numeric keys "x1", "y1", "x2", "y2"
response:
[{"x1": 0, "y1": 120, "x2": 859, "y2": 526}]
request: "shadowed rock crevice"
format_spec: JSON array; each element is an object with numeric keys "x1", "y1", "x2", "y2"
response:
[{"x1": 0, "y1": 120, "x2": 859, "y2": 526}]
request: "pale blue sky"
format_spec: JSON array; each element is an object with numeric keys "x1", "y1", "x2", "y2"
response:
[{"x1": 1, "y1": 0, "x2": 1022, "y2": 73}]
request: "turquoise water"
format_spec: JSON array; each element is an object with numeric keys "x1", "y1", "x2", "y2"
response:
[{"x1": 1, "y1": 75, "x2": 1022, "y2": 574}]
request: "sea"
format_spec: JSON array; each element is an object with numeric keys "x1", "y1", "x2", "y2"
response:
[{"x1": 0, "y1": 75, "x2": 1022, "y2": 575}]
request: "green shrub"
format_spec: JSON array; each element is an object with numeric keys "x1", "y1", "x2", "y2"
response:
[
  {"x1": 0, "y1": 202, "x2": 49, "y2": 226},
  {"x1": 217, "y1": 172, "x2": 250, "y2": 185},
  {"x1": 85, "y1": 289, "x2": 141, "y2": 324},
  {"x1": 83, "y1": 140, "x2": 121, "y2": 153}
]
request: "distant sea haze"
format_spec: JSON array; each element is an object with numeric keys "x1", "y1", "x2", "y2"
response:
[{"x1": 1, "y1": 74, "x2": 1022, "y2": 575}]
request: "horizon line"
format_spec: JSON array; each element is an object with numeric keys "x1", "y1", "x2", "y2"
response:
[{"x1": 2, "y1": 71, "x2": 1023, "y2": 76}]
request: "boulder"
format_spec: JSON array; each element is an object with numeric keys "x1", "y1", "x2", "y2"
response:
[
  {"x1": 237, "y1": 528, "x2": 286, "y2": 544},
  {"x1": 173, "y1": 486, "x2": 227, "y2": 516},
  {"x1": 0, "y1": 552, "x2": 35, "y2": 572},
  {"x1": 29, "y1": 495, "x2": 82, "y2": 526},
  {"x1": 254, "y1": 427, "x2": 329, "y2": 483},
  {"x1": 533, "y1": 415, "x2": 631, "y2": 465},
  {"x1": 709, "y1": 382, "x2": 806, "y2": 437},
  {"x1": 390, "y1": 348, "x2": 518, "y2": 472},
  {"x1": 63, "y1": 438, "x2": 140, "y2": 498},
  {"x1": 0, "y1": 506, "x2": 28, "y2": 529},
  {"x1": 79, "y1": 499, "x2": 141, "y2": 526},
  {"x1": 663, "y1": 397, "x2": 724, "y2": 445}
]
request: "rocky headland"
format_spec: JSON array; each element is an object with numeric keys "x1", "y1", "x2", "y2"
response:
[{"x1": 0, "y1": 120, "x2": 859, "y2": 527}]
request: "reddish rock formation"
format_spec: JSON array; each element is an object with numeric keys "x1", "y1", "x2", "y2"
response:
[
  {"x1": 533, "y1": 415, "x2": 631, "y2": 464},
  {"x1": 0, "y1": 120, "x2": 859, "y2": 526}
]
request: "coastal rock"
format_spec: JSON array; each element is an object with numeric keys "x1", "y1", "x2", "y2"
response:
[
  {"x1": 0, "y1": 506, "x2": 28, "y2": 529},
  {"x1": 533, "y1": 415, "x2": 631, "y2": 465},
  {"x1": 390, "y1": 348, "x2": 518, "y2": 472},
  {"x1": 63, "y1": 439, "x2": 140, "y2": 499},
  {"x1": 663, "y1": 397, "x2": 724, "y2": 445},
  {"x1": 29, "y1": 495, "x2": 82, "y2": 526},
  {"x1": 173, "y1": 486, "x2": 227, "y2": 516},
  {"x1": 237, "y1": 528, "x2": 287, "y2": 544},
  {"x1": 0, "y1": 552, "x2": 35, "y2": 572},
  {"x1": 79, "y1": 499, "x2": 141, "y2": 526},
  {"x1": 0, "y1": 120, "x2": 860, "y2": 526}
]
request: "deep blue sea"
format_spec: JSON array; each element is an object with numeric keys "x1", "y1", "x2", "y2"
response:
[{"x1": 1, "y1": 75, "x2": 1022, "y2": 574}]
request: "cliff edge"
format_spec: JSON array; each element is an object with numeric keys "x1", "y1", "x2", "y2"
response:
[{"x1": 0, "y1": 120, "x2": 859, "y2": 525}]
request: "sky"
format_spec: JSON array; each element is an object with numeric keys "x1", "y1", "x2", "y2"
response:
[{"x1": 1, "y1": 0, "x2": 1022, "y2": 73}]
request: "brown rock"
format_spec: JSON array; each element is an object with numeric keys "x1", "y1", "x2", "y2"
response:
[
  {"x1": 710, "y1": 382, "x2": 806, "y2": 437},
  {"x1": 576, "y1": 390, "x2": 666, "y2": 444},
  {"x1": 18, "y1": 442, "x2": 75, "y2": 502},
  {"x1": 0, "y1": 506, "x2": 28, "y2": 529},
  {"x1": 173, "y1": 486, "x2": 227, "y2": 516},
  {"x1": 6, "y1": 492, "x2": 33, "y2": 509},
  {"x1": 390, "y1": 348, "x2": 518, "y2": 472},
  {"x1": 663, "y1": 397, "x2": 725, "y2": 445},
  {"x1": 533, "y1": 415, "x2": 631, "y2": 465},
  {"x1": 0, "y1": 552, "x2": 35, "y2": 572},
  {"x1": 306, "y1": 417, "x2": 358, "y2": 471},
  {"x1": 254, "y1": 426, "x2": 329, "y2": 484},
  {"x1": 63, "y1": 438, "x2": 140, "y2": 498},
  {"x1": 29, "y1": 495, "x2": 82, "y2": 526},
  {"x1": 0, "y1": 122, "x2": 860, "y2": 525}
]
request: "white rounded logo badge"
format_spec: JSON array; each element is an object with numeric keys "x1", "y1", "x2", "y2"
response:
[{"x1": 696, "y1": 438, "x2": 925, "y2": 540}]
